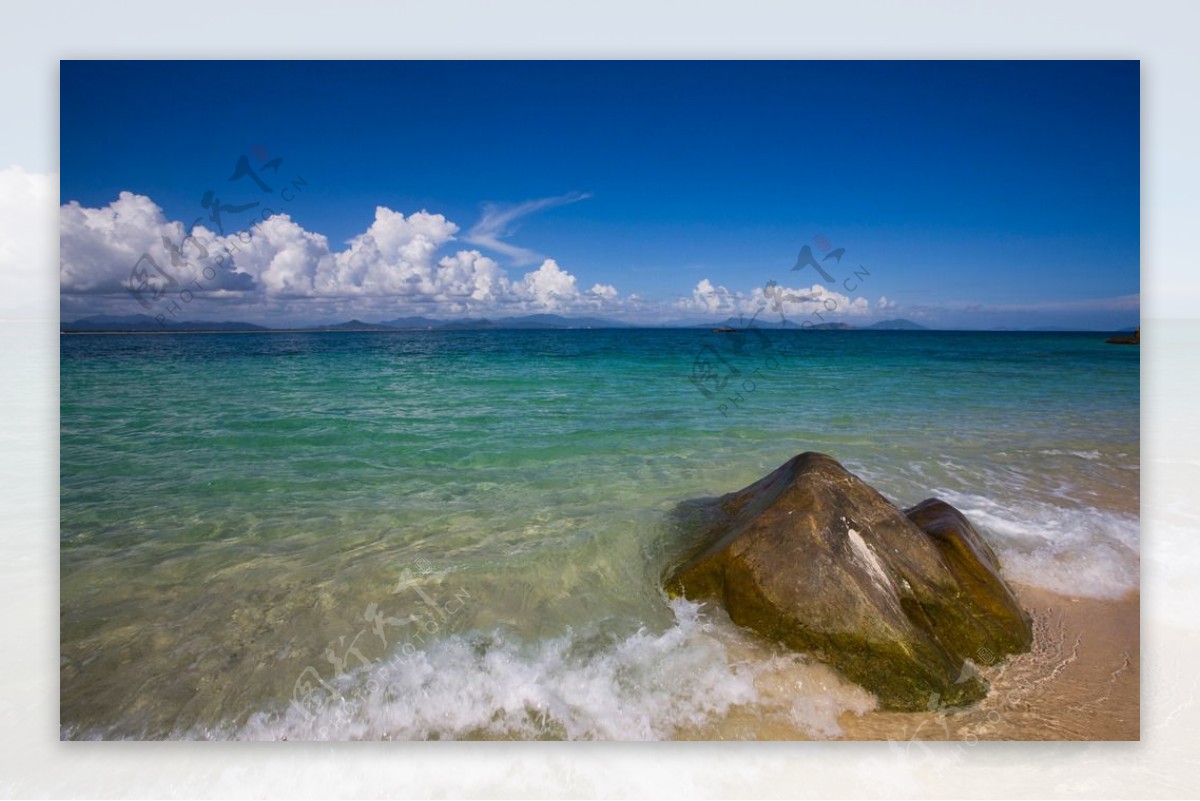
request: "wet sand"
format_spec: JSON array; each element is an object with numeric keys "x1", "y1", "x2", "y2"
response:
[
  {"x1": 775, "y1": 584, "x2": 1140, "y2": 741},
  {"x1": 669, "y1": 582, "x2": 1139, "y2": 742}
]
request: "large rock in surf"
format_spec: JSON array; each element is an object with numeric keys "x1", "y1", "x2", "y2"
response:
[{"x1": 664, "y1": 452, "x2": 1032, "y2": 711}]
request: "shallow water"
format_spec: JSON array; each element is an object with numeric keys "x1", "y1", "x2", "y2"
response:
[{"x1": 59, "y1": 329, "x2": 1139, "y2": 739}]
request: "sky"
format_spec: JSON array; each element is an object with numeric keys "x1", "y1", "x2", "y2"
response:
[{"x1": 56, "y1": 60, "x2": 1140, "y2": 329}]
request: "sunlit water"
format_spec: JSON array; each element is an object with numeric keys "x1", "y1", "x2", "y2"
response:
[{"x1": 59, "y1": 329, "x2": 1139, "y2": 739}]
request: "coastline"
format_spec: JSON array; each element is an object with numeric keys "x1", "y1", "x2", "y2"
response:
[
  {"x1": 681, "y1": 582, "x2": 1137, "y2": 743},
  {"x1": 712, "y1": 583, "x2": 1141, "y2": 741},
  {"x1": 840, "y1": 584, "x2": 1140, "y2": 741}
]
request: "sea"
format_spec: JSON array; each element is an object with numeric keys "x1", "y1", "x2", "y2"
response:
[{"x1": 59, "y1": 328, "x2": 1140, "y2": 740}]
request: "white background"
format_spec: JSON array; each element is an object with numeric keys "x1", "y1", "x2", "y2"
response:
[{"x1": 2, "y1": 1, "x2": 1197, "y2": 796}]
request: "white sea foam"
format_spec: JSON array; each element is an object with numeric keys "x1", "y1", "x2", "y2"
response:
[
  {"x1": 1038, "y1": 449, "x2": 1103, "y2": 461},
  {"x1": 935, "y1": 490, "x2": 1139, "y2": 600},
  {"x1": 228, "y1": 598, "x2": 876, "y2": 741}
]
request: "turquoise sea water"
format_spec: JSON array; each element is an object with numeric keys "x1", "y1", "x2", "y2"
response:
[{"x1": 59, "y1": 329, "x2": 1139, "y2": 739}]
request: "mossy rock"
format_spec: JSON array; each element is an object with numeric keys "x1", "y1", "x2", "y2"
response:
[{"x1": 664, "y1": 452, "x2": 1033, "y2": 712}]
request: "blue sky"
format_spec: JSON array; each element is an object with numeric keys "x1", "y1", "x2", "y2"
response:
[{"x1": 59, "y1": 60, "x2": 1140, "y2": 328}]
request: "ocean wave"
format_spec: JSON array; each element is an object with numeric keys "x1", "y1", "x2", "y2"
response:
[
  {"x1": 936, "y1": 490, "x2": 1139, "y2": 600},
  {"x1": 224, "y1": 598, "x2": 876, "y2": 741}
]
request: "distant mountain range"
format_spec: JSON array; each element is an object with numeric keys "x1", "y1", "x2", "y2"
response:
[
  {"x1": 61, "y1": 313, "x2": 635, "y2": 333},
  {"x1": 696, "y1": 317, "x2": 928, "y2": 331},
  {"x1": 62, "y1": 314, "x2": 1121, "y2": 334},
  {"x1": 866, "y1": 319, "x2": 928, "y2": 330},
  {"x1": 60, "y1": 314, "x2": 269, "y2": 333},
  {"x1": 397, "y1": 314, "x2": 635, "y2": 330}
]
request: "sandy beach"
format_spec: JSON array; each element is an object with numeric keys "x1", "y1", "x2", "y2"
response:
[
  {"x1": 724, "y1": 584, "x2": 1141, "y2": 741},
  {"x1": 839, "y1": 585, "x2": 1138, "y2": 741},
  {"x1": 662, "y1": 581, "x2": 1139, "y2": 742}
]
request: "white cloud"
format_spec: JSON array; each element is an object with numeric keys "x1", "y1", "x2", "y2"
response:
[
  {"x1": 223, "y1": 213, "x2": 337, "y2": 297},
  {"x1": 464, "y1": 191, "x2": 591, "y2": 266},
  {"x1": 59, "y1": 191, "x2": 621, "y2": 322},
  {"x1": 687, "y1": 278, "x2": 735, "y2": 313},
  {"x1": 434, "y1": 250, "x2": 509, "y2": 305},
  {"x1": 877, "y1": 295, "x2": 897, "y2": 310},
  {"x1": 680, "y1": 278, "x2": 871, "y2": 320},
  {"x1": 60, "y1": 191, "x2": 181, "y2": 294},
  {"x1": 513, "y1": 259, "x2": 580, "y2": 310},
  {"x1": 57, "y1": 192, "x2": 254, "y2": 308}
]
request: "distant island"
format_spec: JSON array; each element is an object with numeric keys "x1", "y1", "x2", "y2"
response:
[
  {"x1": 60, "y1": 314, "x2": 1134, "y2": 335},
  {"x1": 60, "y1": 313, "x2": 636, "y2": 334},
  {"x1": 703, "y1": 317, "x2": 927, "y2": 331},
  {"x1": 61, "y1": 315, "x2": 272, "y2": 333}
]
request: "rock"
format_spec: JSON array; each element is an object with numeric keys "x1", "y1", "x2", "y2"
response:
[
  {"x1": 664, "y1": 452, "x2": 1033, "y2": 711},
  {"x1": 1106, "y1": 327, "x2": 1139, "y2": 345},
  {"x1": 902, "y1": 499, "x2": 1032, "y2": 661}
]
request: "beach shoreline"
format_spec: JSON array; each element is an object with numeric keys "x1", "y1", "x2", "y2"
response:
[
  {"x1": 829, "y1": 583, "x2": 1140, "y2": 741},
  {"x1": 677, "y1": 583, "x2": 1138, "y2": 742}
]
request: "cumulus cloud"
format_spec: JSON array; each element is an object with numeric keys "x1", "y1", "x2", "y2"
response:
[
  {"x1": 59, "y1": 192, "x2": 253, "y2": 302},
  {"x1": 223, "y1": 213, "x2": 337, "y2": 297},
  {"x1": 60, "y1": 191, "x2": 181, "y2": 295},
  {"x1": 688, "y1": 278, "x2": 734, "y2": 313},
  {"x1": 679, "y1": 278, "x2": 871, "y2": 320},
  {"x1": 513, "y1": 259, "x2": 579, "y2": 309},
  {"x1": 877, "y1": 295, "x2": 897, "y2": 310},
  {"x1": 59, "y1": 191, "x2": 621, "y2": 321},
  {"x1": 464, "y1": 191, "x2": 591, "y2": 266}
]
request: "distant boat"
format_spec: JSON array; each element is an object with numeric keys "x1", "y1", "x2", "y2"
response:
[
  {"x1": 1106, "y1": 327, "x2": 1139, "y2": 345},
  {"x1": 713, "y1": 327, "x2": 736, "y2": 333}
]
